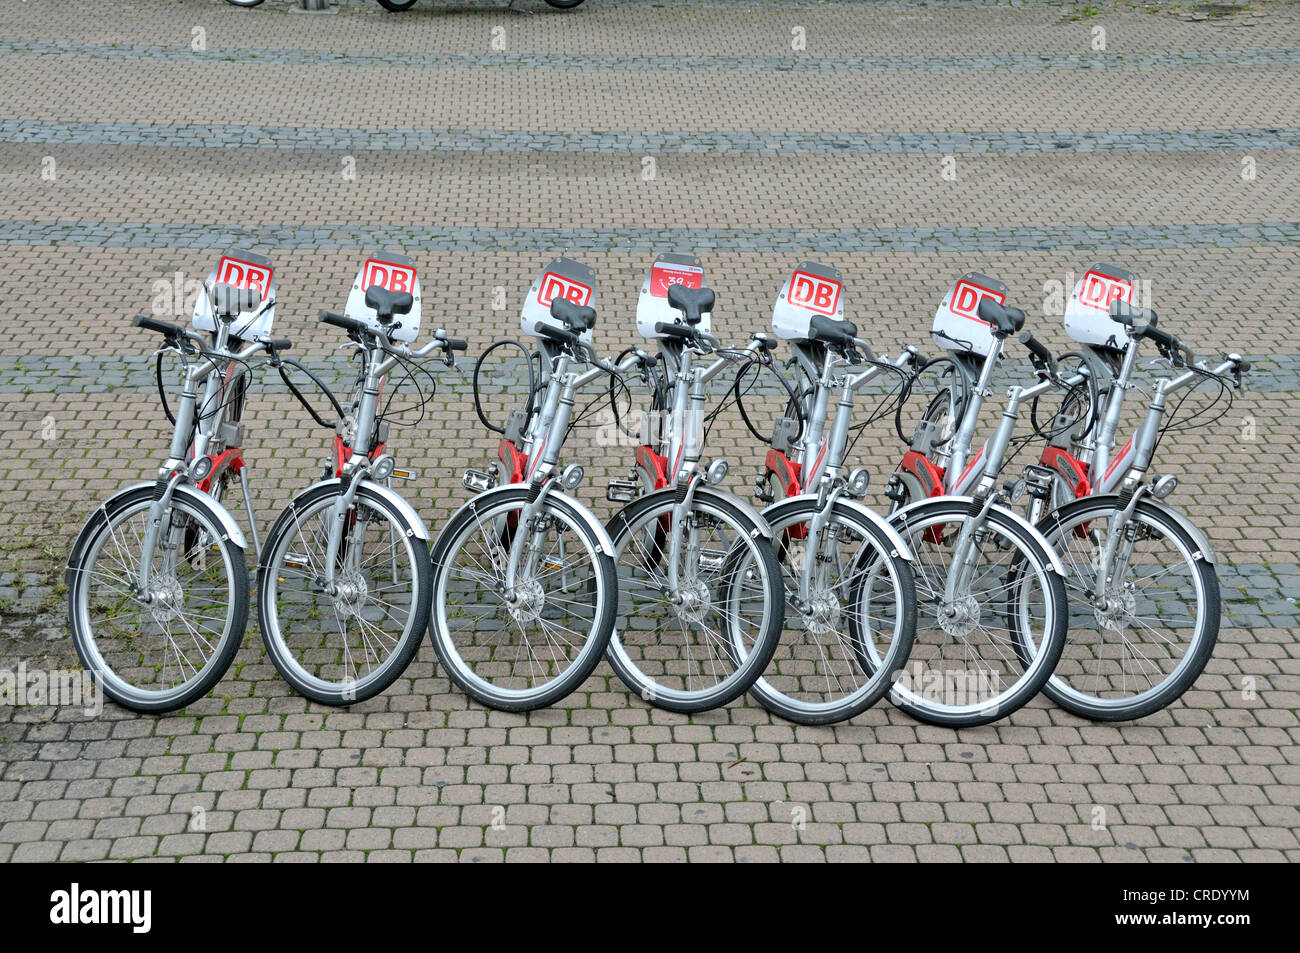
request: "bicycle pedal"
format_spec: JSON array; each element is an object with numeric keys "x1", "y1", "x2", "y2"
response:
[
  {"x1": 606, "y1": 479, "x2": 638, "y2": 503},
  {"x1": 462, "y1": 469, "x2": 495, "y2": 493}
]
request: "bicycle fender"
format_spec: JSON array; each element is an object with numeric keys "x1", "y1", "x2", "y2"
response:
[
  {"x1": 609, "y1": 486, "x2": 774, "y2": 542},
  {"x1": 66, "y1": 482, "x2": 248, "y2": 586},
  {"x1": 889, "y1": 495, "x2": 1066, "y2": 576},
  {"x1": 764, "y1": 493, "x2": 915, "y2": 562},
  {"x1": 297, "y1": 477, "x2": 430, "y2": 542},
  {"x1": 449, "y1": 483, "x2": 613, "y2": 557},
  {"x1": 547, "y1": 487, "x2": 617, "y2": 557},
  {"x1": 1043, "y1": 494, "x2": 1217, "y2": 567}
]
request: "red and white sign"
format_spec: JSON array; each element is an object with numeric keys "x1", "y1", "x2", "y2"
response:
[
  {"x1": 949, "y1": 279, "x2": 1005, "y2": 324},
  {"x1": 1077, "y1": 270, "x2": 1133, "y2": 313},
  {"x1": 216, "y1": 257, "x2": 273, "y2": 298},
  {"x1": 787, "y1": 270, "x2": 842, "y2": 315},
  {"x1": 537, "y1": 272, "x2": 593, "y2": 308},
  {"x1": 649, "y1": 262, "x2": 704, "y2": 299},
  {"x1": 361, "y1": 259, "x2": 416, "y2": 295}
]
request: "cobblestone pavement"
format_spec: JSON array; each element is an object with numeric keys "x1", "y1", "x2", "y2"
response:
[{"x1": 0, "y1": 0, "x2": 1297, "y2": 863}]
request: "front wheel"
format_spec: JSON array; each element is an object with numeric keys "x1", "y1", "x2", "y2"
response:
[
  {"x1": 1035, "y1": 496, "x2": 1219, "y2": 721},
  {"x1": 428, "y1": 486, "x2": 617, "y2": 711},
  {"x1": 67, "y1": 486, "x2": 248, "y2": 713},
  {"x1": 376, "y1": 0, "x2": 420, "y2": 10},
  {"x1": 544, "y1": 0, "x2": 587, "y2": 8},
  {"x1": 257, "y1": 482, "x2": 431, "y2": 705},
  {"x1": 888, "y1": 498, "x2": 1068, "y2": 727},
  {"x1": 752, "y1": 497, "x2": 916, "y2": 725},
  {"x1": 606, "y1": 487, "x2": 784, "y2": 713}
]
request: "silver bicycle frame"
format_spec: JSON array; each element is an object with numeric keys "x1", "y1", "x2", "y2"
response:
[
  {"x1": 136, "y1": 320, "x2": 265, "y2": 599},
  {"x1": 784, "y1": 342, "x2": 914, "y2": 603},
  {"x1": 320, "y1": 332, "x2": 445, "y2": 592},
  {"x1": 497, "y1": 342, "x2": 642, "y2": 601}
]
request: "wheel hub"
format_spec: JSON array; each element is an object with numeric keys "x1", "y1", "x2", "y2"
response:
[
  {"x1": 333, "y1": 570, "x2": 369, "y2": 619},
  {"x1": 802, "y1": 588, "x2": 843, "y2": 637},
  {"x1": 1094, "y1": 584, "x2": 1137, "y2": 634},
  {"x1": 508, "y1": 577, "x2": 546, "y2": 624},
  {"x1": 672, "y1": 578, "x2": 712, "y2": 626},
  {"x1": 147, "y1": 574, "x2": 184, "y2": 623},
  {"x1": 938, "y1": 593, "x2": 980, "y2": 638}
]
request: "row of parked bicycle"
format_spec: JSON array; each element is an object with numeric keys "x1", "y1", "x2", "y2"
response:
[{"x1": 66, "y1": 249, "x2": 1249, "y2": 728}]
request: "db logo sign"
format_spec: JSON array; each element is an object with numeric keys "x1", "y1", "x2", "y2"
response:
[
  {"x1": 1078, "y1": 271, "x2": 1132, "y2": 312},
  {"x1": 949, "y1": 280, "x2": 1004, "y2": 323},
  {"x1": 216, "y1": 257, "x2": 272, "y2": 297},
  {"x1": 362, "y1": 260, "x2": 416, "y2": 294},
  {"x1": 788, "y1": 271, "x2": 842, "y2": 314},
  {"x1": 538, "y1": 272, "x2": 592, "y2": 308},
  {"x1": 650, "y1": 264, "x2": 703, "y2": 299}
]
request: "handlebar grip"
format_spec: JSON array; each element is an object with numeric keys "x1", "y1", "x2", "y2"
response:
[
  {"x1": 1235, "y1": 357, "x2": 1252, "y2": 373},
  {"x1": 446, "y1": 338, "x2": 468, "y2": 352},
  {"x1": 265, "y1": 338, "x2": 292, "y2": 352},
  {"x1": 537, "y1": 323, "x2": 582, "y2": 348},
  {"x1": 655, "y1": 322, "x2": 696, "y2": 341},
  {"x1": 133, "y1": 314, "x2": 185, "y2": 338},
  {"x1": 319, "y1": 310, "x2": 369, "y2": 336},
  {"x1": 1018, "y1": 331, "x2": 1053, "y2": 366},
  {"x1": 1141, "y1": 324, "x2": 1177, "y2": 350}
]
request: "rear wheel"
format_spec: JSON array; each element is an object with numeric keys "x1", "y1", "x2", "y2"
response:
[{"x1": 376, "y1": 0, "x2": 420, "y2": 10}]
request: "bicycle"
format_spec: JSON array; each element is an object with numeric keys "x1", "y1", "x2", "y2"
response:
[
  {"x1": 435, "y1": 257, "x2": 634, "y2": 711},
  {"x1": 736, "y1": 263, "x2": 920, "y2": 725},
  {"x1": 881, "y1": 275, "x2": 1070, "y2": 727},
  {"x1": 66, "y1": 278, "x2": 293, "y2": 713},
  {"x1": 601, "y1": 280, "x2": 786, "y2": 713},
  {"x1": 257, "y1": 258, "x2": 466, "y2": 706},
  {"x1": 1020, "y1": 288, "x2": 1251, "y2": 720}
]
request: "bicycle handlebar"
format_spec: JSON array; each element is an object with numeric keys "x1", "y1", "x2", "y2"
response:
[
  {"x1": 320, "y1": 309, "x2": 369, "y2": 336},
  {"x1": 654, "y1": 322, "x2": 695, "y2": 341},
  {"x1": 537, "y1": 323, "x2": 583, "y2": 349},
  {"x1": 1018, "y1": 331, "x2": 1054, "y2": 369},
  {"x1": 133, "y1": 314, "x2": 186, "y2": 338}
]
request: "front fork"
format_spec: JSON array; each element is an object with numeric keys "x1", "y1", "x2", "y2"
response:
[
  {"x1": 793, "y1": 480, "x2": 845, "y2": 607},
  {"x1": 502, "y1": 474, "x2": 559, "y2": 602},
  {"x1": 664, "y1": 467, "x2": 705, "y2": 599},
  {"x1": 942, "y1": 488, "x2": 1003, "y2": 606},
  {"x1": 1091, "y1": 483, "x2": 1148, "y2": 608},
  {"x1": 135, "y1": 470, "x2": 187, "y2": 599},
  {"x1": 323, "y1": 464, "x2": 370, "y2": 592}
]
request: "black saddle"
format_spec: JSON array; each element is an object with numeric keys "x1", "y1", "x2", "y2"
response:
[
  {"x1": 550, "y1": 297, "x2": 597, "y2": 331},
  {"x1": 666, "y1": 285, "x2": 715, "y2": 326},
  {"x1": 210, "y1": 282, "x2": 260, "y2": 321},
  {"x1": 365, "y1": 285, "x2": 414, "y2": 324},
  {"x1": 976, "y1": 298, "x2": 1026, "y2": 335}
]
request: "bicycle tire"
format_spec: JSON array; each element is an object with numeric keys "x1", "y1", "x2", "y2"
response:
[{"x1": 68, "y1": 486, "x2": 248, "y2": 713}]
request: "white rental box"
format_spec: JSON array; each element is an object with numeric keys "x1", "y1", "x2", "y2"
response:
[
  {"x1": 1064, "y1": 263, "x2": 1138, "y2": 351},
  {"x1": 192, "y1": 249, "x2": 276, "y2": 340},
  {"x1": 772, "y1": 261, "x2": 845, "y2": 340},
  {"x1": 637, "y1": 253, "x2": 708, "y2": 339},
  {"x1": 521, "y1": 256, "x2": 597, "y2": 344},
  {"x1": 343, "y1": 251, "x2": 422, "y2": 343},
  {"x1": 931, "y1": 271, "x2": 1009, "y2": 357}
]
